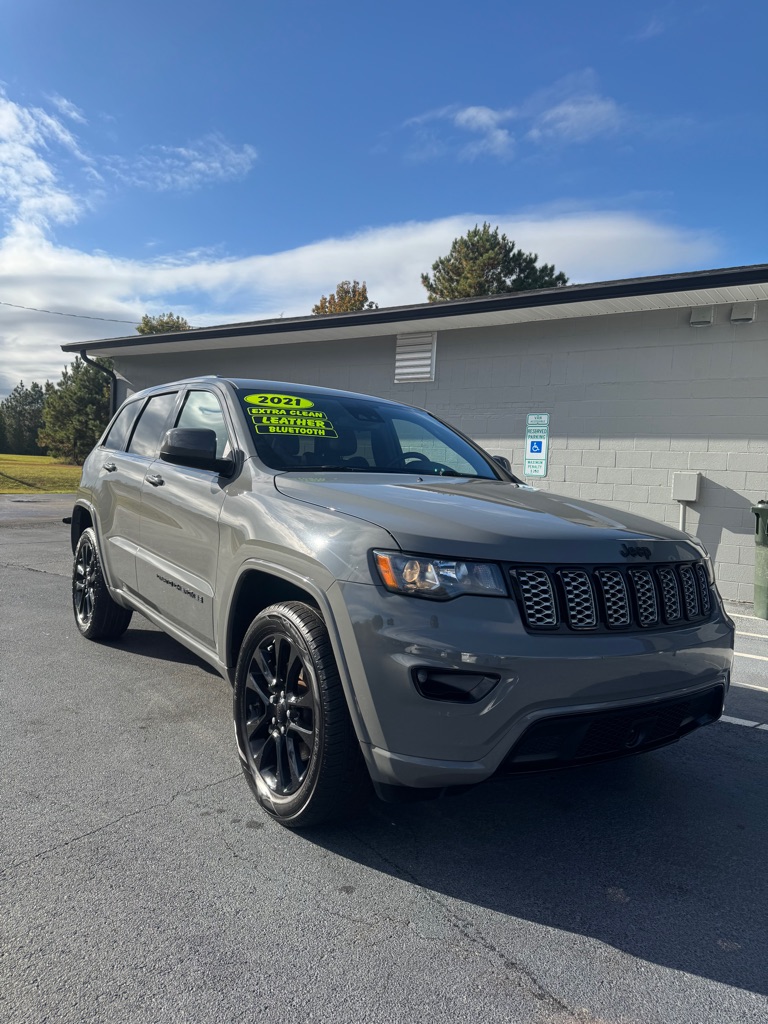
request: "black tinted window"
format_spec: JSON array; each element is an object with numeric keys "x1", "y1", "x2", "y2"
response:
[
  {"x1": 127, "y1": 392, "x2": 177, "y2": 458},
  {"x1": 102, "y1": 401, "x2": 142, "y2": 451}
]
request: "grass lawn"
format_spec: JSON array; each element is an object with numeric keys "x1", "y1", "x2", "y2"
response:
[{"x1": 0, "y1": 454, "x2": 82, "y2": 494}]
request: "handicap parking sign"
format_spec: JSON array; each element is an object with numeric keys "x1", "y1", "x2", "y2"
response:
[{"x1": 524, "y1": 412, "x2": 550, "y2": 477}]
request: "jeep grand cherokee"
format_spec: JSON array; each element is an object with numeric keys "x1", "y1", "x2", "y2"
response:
[{"x1": 69, "y1": 378, "x2": 733, "y2": 826}]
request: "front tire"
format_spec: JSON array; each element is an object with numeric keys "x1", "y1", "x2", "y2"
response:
[
  {"x1": 233, "y1": 601, "x2": 370, "y2": 828},
  {"x1": 72, "y1": 528, "x2": 133, "y2": 640}
]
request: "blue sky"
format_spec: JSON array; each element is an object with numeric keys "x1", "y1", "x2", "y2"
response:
[{"x1": 0, "y1": 0, "x2": 765, "y2": 393}]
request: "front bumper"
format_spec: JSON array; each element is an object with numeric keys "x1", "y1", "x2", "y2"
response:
[{"x1": 330, "y1": 581, "x2": 734, "y2": 789}]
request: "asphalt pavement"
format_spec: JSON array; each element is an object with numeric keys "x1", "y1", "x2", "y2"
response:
[{"x1": 1, "y1": 504, "x2": 767, "y2": 1024}]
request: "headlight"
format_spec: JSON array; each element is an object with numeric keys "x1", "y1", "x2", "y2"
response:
[{"x1": 373, "y1": 551, "x2": 507, "y2": 599}]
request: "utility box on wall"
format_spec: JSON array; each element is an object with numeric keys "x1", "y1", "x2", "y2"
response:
[{"x1": 671, "y1": 472, "x2": 701, "y2": 503}]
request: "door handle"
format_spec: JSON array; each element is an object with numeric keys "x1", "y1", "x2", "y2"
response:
[
  {"x1": 146, "y1": 474, "x2": 165, "y2": 487},
  {"x1": 103, "y1": 462, "x2": 117, "y2": 473}
]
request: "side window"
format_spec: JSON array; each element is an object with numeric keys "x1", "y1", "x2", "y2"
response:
[
  {"x1": 127, "y1": 392, "x2": 178, "y2": 459},
  {"x1": 102, "y1": 401, "x2": 142, "y2": 451},
  {"x1": 175, "y1": 391, "x2": 231, "y2": 459}
]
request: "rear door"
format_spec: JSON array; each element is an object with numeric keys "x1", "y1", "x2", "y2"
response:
[
  {"x1": 136, "y1": 387, "x2": 234, "y2": 647},
  {"x1": 89, "y1": 396, "x2": 158, "y2": 594}
]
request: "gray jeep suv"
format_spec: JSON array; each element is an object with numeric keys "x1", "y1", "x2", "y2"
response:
[{"x1": 70, "y1": 377, "x2": 733, "y2": 826}]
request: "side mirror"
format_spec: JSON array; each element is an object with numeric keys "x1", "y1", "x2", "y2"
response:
[
  {"x1": 491, "y1": 454, "x2": 524, "y2": 485},
  {"x1": 160, "y1": 428, "x2": 234, "y2": 475}
]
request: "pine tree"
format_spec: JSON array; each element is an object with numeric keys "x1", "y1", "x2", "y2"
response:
[
  {"x1": 136, "y1": 312, "x2": 191, "y2": 334},
  {"x1": 38, "y1": 358, "x2": 112, "y2": 463},
  {"x1": 421, "y1": 223, "x2": 568, "y2": 302},
  {"x1": 0, "y1": 382, "x2": 48, "y2": 455}
]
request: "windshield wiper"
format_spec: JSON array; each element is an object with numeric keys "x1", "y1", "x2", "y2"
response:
[
  {"x1": 299, "y1": 465, "x2": 374, "y2": 473},
  {"x1": 281, "y1": 466, "x2": 491, "y2": 478}
]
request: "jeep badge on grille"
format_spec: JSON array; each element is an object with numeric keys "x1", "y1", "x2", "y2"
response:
[{"x1": 621, "y1": 543, "x2": 652, "y2": 559}]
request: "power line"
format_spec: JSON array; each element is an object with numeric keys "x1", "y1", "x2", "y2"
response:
[{"x1": 0, "y1": 299, "x2": 137, "y2": 325}]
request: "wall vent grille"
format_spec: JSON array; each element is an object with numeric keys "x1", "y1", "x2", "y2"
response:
[{"x1": 395, "y1": 332, "x2": 436, "y2": 382}]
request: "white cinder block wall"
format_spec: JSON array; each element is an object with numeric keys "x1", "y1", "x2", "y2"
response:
[{"x1": 116, "y1": 300, "x2": 767, "y2": 604}]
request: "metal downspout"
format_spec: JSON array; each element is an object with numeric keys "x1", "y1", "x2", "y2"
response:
[{"x1": 80, "y1": 350, "x2": 118, "y2": 416}]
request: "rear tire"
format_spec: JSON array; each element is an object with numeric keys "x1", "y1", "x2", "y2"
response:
[
  {"x1": 233, "y1": 601, "x2": 371, "y2": 827},
  {"x1": 72, "y1": 528, "x2": 133, "y2": 640}
]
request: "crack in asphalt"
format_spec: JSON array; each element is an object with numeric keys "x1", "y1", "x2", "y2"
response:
[
  {"x1": 348, "y1": 828, "x2": 586, "y2": 1022},
  {"x1": 2, "y1": 772, "x2": 242, "y2": 874},
  {"x1": 0, "y1": 560, "x2": 69, "y2": 579}
]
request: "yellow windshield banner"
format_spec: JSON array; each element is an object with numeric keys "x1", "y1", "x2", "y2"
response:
[
  {"x1": 243, "y1": 393, "x2": 315, "y2": 409},
  {"x1": 243, "y1": 394, "x2": 338, "y2": 438}
]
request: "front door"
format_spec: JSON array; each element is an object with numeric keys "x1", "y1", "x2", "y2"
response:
[{"x1": 135, "y1": 389, "x2": 233, "y2": 647}]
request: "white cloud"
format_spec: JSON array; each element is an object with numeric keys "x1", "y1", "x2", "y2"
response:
[
  {"x1": 527, "y1": 95, "x2": 623, "y2": 143},
  {"x1": 633, "y1": 16, "x2": 666, "y2": 41},
  {"x1": 47, "y1": 94, "x2": 88, "y2": 125},
  {"x1": 0, "y1": 91, "x2": 83, "y2": 232},
  {"x1": 0, "y1": 88, "x2": 264, "y2": 393},
  {"x1": 0, "y1": 88, "x2": 257, "y2": 245},
  {"x1": 106, "y1": 134, "x2": 258, "y2": 191},
  {"x1": 402, "y1": 73, "x2": 633, "y2": 159},
  {"x1": 0, "y1": 211, "x2": 719, "y2": 395},
  {"x1": 454, "y1": 106, "x2": 516, "y2": 159},
  {"x1": 403, "y1": 104, "x2": 517, "y2": 161}
]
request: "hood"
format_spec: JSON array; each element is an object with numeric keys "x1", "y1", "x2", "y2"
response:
[{"x1": 273, "y1": 474, "x2": 702, "y2": 564}]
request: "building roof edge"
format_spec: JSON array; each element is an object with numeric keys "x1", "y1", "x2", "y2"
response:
[{"x1": 62, "y1": 263, "x2": 768, "y2": 354}]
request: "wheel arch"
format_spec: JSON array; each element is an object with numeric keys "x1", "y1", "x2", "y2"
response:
[
  {"x1": 225, "y1": 565, "x2": 322, "y2": 674},
  {"x1": 70, "y1": 501, "x2": 95, "y2": 553},
  {"x1": 224, "y1": 561, "x2": 371, "y2": 747}
]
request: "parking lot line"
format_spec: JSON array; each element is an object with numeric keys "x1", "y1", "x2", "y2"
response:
[
  {"x1": 730, "y1": 613, "x2": 765, "y2": 620},
  {"x1": 736, "y1": 630, "x2": 768, "y2": 639},
  {"x1": 721, "y1": 715, "x2": 760, "y2": 728},
  {"x1": 733, "y1": 652, "x2": 768, "y2": 662},
  {"x1": 732, "y1": 681, "x2": 768, "y2": 693}
]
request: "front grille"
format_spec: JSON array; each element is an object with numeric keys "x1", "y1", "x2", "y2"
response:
[
  {"x1": 516, "y1": 569, "x2": 557, "y2": 626},
  {"x1": 511, "y1": 560, "x2": 713, "y2": 633},
  {"x1": 628, "y1": 568, "x2": 658, "y2": 626},
  {"x1": 695, "y1": 563, "x2": 711, "y2": 616},
  {"x1": 558, "y1": 569, "x2": 597, "y2": 628},
  {"x1": 657, "y1": 567, "x2": 682, "y2": 623},
  {"x1": 595, "y1": 569, "x2": 630, "y2": 627},
  {"x1": 679, "y1": 565, "x2": 700, "y2": 618}
]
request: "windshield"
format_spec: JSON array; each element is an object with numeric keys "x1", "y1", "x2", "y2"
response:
[{"x1": 235, "y1": 388, "x2": 500, "y2": 478}]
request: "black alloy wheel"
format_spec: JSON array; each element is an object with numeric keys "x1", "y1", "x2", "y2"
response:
[
  {"x1": 72, "y1": 527, "x2": 133, "y2": 640},
  {"x1": 73, "y1": 533, "x2": 98, "y2": 629},
  {"x1": 234, "y1": 601, "x2": 370, "y2": 827},
  {"x1": 243, "y1": 628, "x2": 317, "y2": 796}
]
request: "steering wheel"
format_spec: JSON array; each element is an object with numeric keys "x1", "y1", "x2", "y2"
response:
[
  {"x1": 386, "y1": 452, "x2": 457, "y2": 475},
  {"x1": 387, "y1": 451, "x2": 432, "y2": 469}
]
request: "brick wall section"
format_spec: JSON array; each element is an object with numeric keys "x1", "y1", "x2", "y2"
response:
[{"x1": 117, "y1": 299, "x2": 767, "y2": 604}]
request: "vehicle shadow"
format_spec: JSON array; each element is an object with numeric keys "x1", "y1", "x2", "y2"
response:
[
  {"x1": 306, "y1": 727, "x2": 768, "y2": 996},
  {"x1": 103, "y1": 626, "x2": 220, "y2": 675}
]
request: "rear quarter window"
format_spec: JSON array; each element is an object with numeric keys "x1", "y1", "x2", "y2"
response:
[{"x1": 102, "y1": 401, "x2": 142, "y2": 452}]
